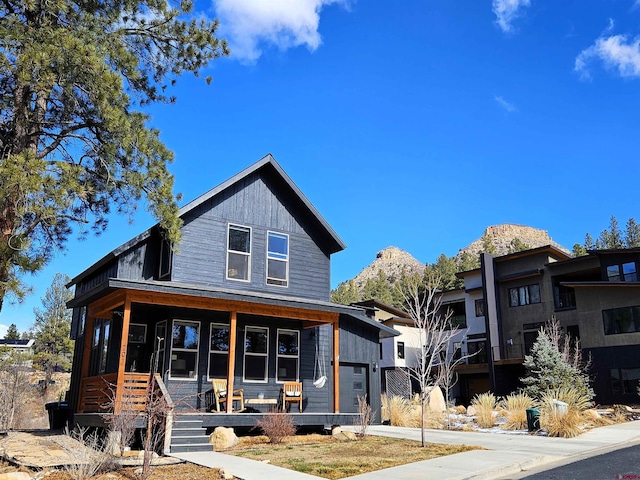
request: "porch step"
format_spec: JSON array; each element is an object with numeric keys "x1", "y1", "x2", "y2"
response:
[{"x1": 170, "y1": 415, "x2": 212, "y2": 454}]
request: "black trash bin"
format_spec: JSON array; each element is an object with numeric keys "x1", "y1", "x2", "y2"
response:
[
  {"x1": 45, "y1": 402, "x2": 70, "y2": 430},
  {"x1": 525, "y1": 407, "x2": 540, "y2": 432}
]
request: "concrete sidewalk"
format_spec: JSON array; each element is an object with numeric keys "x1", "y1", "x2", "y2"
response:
[{"x1": 172, "y1": 420, "x2": 640, "y2": 480}]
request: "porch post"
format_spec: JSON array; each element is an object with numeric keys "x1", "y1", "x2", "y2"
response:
[
  {"x1": 226, "y1": 311, "x2": 238, "y2": 413},
  {"x1": 333, "y1": 319, "x2": 340, "y2": 413},
  {"x1": 115, "y1": 296, "x2": 132, "y2": 414}
]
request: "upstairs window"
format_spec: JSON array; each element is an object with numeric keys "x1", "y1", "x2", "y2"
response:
[
  {"x1": 397, "y1": 341, "x2": 405, "y2": 359},
  {"x1": 475, "y1": 299, "x2": 485, "y2": 317},
  {"x1": 159, "y1": 238, "x2": 172, "y2": 279},
  {"x1": 227, "y1": 225, "x2": 251, "y2": 281},
  {"x1": 508, "y1": 284, "x2": 541, "y2": 307},
  {"x1": 267, "y1": 232, "x2": 289, "y2": 287},
  {"x1": 606, "y1": 262, "x2": 637, "y2": 282}
]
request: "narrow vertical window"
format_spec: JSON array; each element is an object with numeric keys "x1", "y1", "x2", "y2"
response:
[
  {"x1": 244, "y1": 326, "x2": 268, "y2": 382},
  {"x1": 267, "y1": 232, "x2": 289, "y2": 287},
  {"x1": 159, "y1": 238, "x2": 173, "y2": 279},
  {"x1": 170, "y1": 320, "x2": 199, "y2": 380},
  {"x1": 209, "y1": 323, "x2": 230, "y2": 379},
  {"x1": 154, "y1": 321, "x2": 166, "y2": 375},
  {"x1": 277, "y1": 329, "x2": 299, "y2": 382},
  {"x1": 227, "y1": 225, "x2": 251, "y2": 281},
  {"x1": 397, "y1": 341, "x2": 405, "y2": 359}
]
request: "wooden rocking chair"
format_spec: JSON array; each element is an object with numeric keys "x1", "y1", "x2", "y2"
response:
[
  {"x1": 211, "y1": 379, "x2": 244, "y2": 412},
  {"x1": 282, "y1": 381, "x2": 303, "y2": 412}
]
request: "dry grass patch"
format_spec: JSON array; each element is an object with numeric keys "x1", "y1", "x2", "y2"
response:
[
  {"x1": 22, "y1": 463, "x2": 231, "y2": 480},
  {"x1": 230, "y1": 434, "x2": 479, "y2": 479},
  {"x1": 499, "y1": 393, "x2": 534, "y2": 430}
]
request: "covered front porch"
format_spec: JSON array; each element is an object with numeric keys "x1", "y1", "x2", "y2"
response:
[{"x1": 70, "y1": 279, "x2": 345, "y2": 421}]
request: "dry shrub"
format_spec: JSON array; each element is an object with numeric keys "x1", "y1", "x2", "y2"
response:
[
  {"x1": 384, "y1": 395, "x2": 417, "y2": 427},
  {"x1": 255, "y1": 411, "x2": 296, "y2": 444},
  {"x1": 499, "y1": 393, "x2": 534, "y2": 430},
  {"x1": 60, "y1": 428, "x2": 118, "y2": 480},
  {"x1": 539, "y1": 387, "x2": 592, "y2": 438},
  {"x1": 421, "y1": 407, "x2": 445, "y2": 429},
  {"x1": 456, "y1": 405, "x2": 467, "y2": 414},
  {"x1": 356, "y1": 395, "x2": 372, "y2": 437},
  {"x1": 471, "y1": 392, "x2": 497, "y2": 428}
]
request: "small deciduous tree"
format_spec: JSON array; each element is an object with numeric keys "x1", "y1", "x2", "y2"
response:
[
  {"x1": 400, "y1": 270, "x2": 461, "y2": 446},
  {"x1": 0, "y1": 349, "x2": 31, "y2": 430}
]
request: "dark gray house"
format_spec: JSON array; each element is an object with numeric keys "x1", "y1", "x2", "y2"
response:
[{"x1": 66, "y1": 154, "x2": 396, "y2": 452}]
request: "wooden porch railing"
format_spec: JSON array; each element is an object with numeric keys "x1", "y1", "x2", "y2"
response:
[{"x1": 79, "y1": 372, "x2": 163, "y2": 414}]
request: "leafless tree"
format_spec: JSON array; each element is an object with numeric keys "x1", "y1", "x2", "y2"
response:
[
  {"x1": 437, "y1": 336, "x2": 478, "y2": 428},
  {"x1": 400, "y1": 271, "x2": 462, "y2": 446}
]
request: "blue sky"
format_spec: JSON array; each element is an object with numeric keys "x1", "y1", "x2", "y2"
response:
[{"x1": 2, "y1": 0, "x2": 640, "y2": 335}]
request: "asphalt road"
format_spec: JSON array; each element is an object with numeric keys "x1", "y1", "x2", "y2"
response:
[{"x1": 508, "y1": 444, "x2": 640, "y2": 480}]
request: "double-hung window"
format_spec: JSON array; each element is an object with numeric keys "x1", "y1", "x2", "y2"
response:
[
  {"x1": 267, "y1": 232, "x2": 289, "y2": 287},
  {"x1": 227, "y1": 225, "x2": 251, "y2": 281},
  {"x1": 277, "y1": 329, "x2": 299, "y2": 382},
  {"x1": 208, "y1": 323, "x2": 230, "y2": 379},
  {"x1": 244, "y1": 326, "x2": 268, "y2": 382},
  {"x1": 170, "y1": 320, "x2": 199, "y2": 379}
]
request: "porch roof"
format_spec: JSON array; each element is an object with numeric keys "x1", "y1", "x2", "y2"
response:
[{"x1": 68, "y1": 278, "x2": 399, "y2": 338}]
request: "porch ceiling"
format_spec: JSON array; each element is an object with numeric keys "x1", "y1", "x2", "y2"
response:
[{"x1": 71, "y1": 278, "x2": 348, "y2": 325}]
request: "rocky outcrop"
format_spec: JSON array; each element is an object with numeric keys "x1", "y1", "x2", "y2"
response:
[
  {"x1": 457, "y1": 224, "x2": 569, "y2": 258},
  {"x1": 352, "y1": 246, "x2": 424, "y2": 290}
]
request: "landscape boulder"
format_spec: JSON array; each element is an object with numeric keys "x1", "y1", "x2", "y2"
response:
[
  {"x1": 0, "y1": 473, "x2": 31, "y2": 480},
  {"x1": 210, "y1": 426, "x2": 238, "y2": 450},
  {"x1": 466, "y1": 405, "x2": 477, "y2": 416},
  {"x1": 333, "y1": 430, "x2": 357, "y2": 441},
  {"x1": 426, "y1": 386, "x2": 446, "y2": 412}
]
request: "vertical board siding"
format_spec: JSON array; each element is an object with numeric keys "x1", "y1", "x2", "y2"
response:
[
  {"x1": 173, "y1": 171, "x2": 331, "y2": 300},
  {"x1": 339, "y1": 316, "x2": 382, "y2": 422}
]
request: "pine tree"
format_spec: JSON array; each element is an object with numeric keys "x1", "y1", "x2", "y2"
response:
[
  {"x1": 361, "y1": 270, "x2": 393, "y2": 305},
  {"x1": 30, "y1": 273, "x2": 74, "y2": 388},
  {"x1": 424, "y1": 254, "x2": 458, "y2": 291},
  {"x1": 330, "y1": 280, "x2": 360, "y2": 305},
  {"x1": 4, "y1": 324, "x2": 19, "y2": 340},
  {"x1": 481, "y1": 232, "x2": 497, "y2": 255},
  {"x1": 625, "y1": 218, "x2": 640, "y2": 248},
  {"x1": 508, "y1": 238, "x2": 531, "y2": 254},
  {"x1": 520, "y1": 319, "x2": 593, "y2": 401},
  {"x1": 572, "y1": 244, "x2": 587, "y2": 257},
  {"x1": 0, "y1": 0, "x2": 229, "y2": 312}
]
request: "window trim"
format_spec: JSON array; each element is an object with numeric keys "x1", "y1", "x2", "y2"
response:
[
  {"x1": 276, "y1": 328, "x2": 299, "y2": 383},
  {"x1": 397, "y1": 341, "x2": 405, "y2": 360},
  {"x1": 226, "y1": 224, "x2": 252, "y2": 282},
  {"x1": 243, "y1": 326, "x2": 269, "y2": 383},
  {"x1": 606, "y1": 261, "x2": 637, "y2": 282},
  {"x1": 603, "y1": 305, "x2": 640, "y2": 335},
  {"x1": 169, "y1": 319, "x2": 200, "y2": 381},
  {"x1": 474, "y1": 298, "x2": 485, "y2": 317},
  {"x1": 208, "y1": 323, "x2": 230, "y2": 380},
  {"x1": 266, "y1": 231, "x2": 289, "y2": 288}
]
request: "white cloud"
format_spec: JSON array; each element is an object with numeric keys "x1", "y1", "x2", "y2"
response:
[
  {"x1": 492, "y1": 0, "x2": 531, "y2": 33},
  {"x1": 213, "y1": 0, "x2": 349, "y2": 63},
  {"x1": 495, "y1": 95, "x2": 517, "y2": 112},
  {"x1": 575, "y1": 34, "x2": 640, "y2": 80}
]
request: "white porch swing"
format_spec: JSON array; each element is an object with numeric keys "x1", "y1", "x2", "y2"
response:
[{"x1": 313, "y1": 329, "x2": 327, "y2": 388}]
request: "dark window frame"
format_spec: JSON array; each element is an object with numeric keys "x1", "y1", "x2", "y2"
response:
[
  {"x1": 603, "y1": 305, "x2": 640, "y2": 335},
  {"x1": 397, "y1": 341, "x2": 405, "y2": 360},
  {"x1": 508, "y1": 284, "x2": 541, "y2": 307}
]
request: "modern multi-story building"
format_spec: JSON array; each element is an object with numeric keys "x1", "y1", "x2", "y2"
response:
[{"x1": 452, "y1": 246, "x2": 640, "y2": 405}]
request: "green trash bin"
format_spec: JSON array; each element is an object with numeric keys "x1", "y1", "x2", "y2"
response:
[{"x1": 526, "y1": 408, "x2": 540, "y2": 432}]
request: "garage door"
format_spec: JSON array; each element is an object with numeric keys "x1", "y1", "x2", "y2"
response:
[{"x1": 339, "y1": 364, "x2": 369, "y2": 413}]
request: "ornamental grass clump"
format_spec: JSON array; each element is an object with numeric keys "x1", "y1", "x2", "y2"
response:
[
  {"x1": 383, "y1": 394, "x2": 418, "y2": 427},
  {"x1": 471, "y1": 392, "x2": 497, "y2": 429},
  {"x1": 539, "y1": 387, "x2": 592, "y2": 438},
  {"x1": 499, "y1": 392, "x2": 535, "y2": 430}
]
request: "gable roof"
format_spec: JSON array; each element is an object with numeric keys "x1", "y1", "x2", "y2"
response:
[{"x1": 69, "y1": 154, "x2": 346, "y2": 287}]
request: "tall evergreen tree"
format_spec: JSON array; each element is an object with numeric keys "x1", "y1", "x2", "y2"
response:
[
  {"x1": 425, "y1": 254, "x2": 458, "y2": 291},
  {"x1": 597, "y1": 215, "x2": 625, "y2": 249},
  {"x1": 4, "y1": 324, "x2": 19, "y2": 340},
  {"x1": 481, "y1": 232, "x2": 497, "y2": 255},
  {"x1": 625, "y1": 218, "x2": 640, "y2": 248},
  {"x1": 0, "y1": 0, "x2": 229, "y2": 312},
  {"x1": 330, "y1": 279, "x2": 360, "y2": 305},
  {"x1": 508, "y1": 237, "x2": 530, "y2": 254},
  {"x1": 361, "y1": 270, "x2": 393, "y2": 305},
  {"x1": 30, "y1": 273, "x2": 74, "y2": 387}
]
